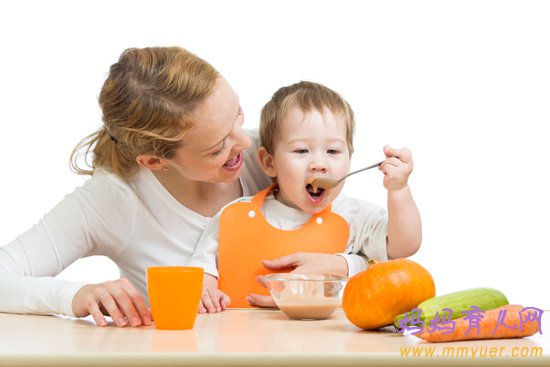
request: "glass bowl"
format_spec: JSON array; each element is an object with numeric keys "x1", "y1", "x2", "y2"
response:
[{"x1": 264, "y1": 273, "x2": 348, "y2": 320}]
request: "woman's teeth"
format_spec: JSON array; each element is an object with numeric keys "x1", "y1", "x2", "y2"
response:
[{"x1": 223, "y1": 152, "x2": 242, "y2": 168}]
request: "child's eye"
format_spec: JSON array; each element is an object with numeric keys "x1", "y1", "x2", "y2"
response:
[
  {"x1": 327, "y1": 149, "x2": 340, "y2": 155},
  {"x1": 293, "y1": 148, "x2": 309, "y2": 154}
]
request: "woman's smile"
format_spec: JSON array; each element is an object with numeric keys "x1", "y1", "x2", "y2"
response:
[{"x1": 223, "y1": 152, "x2": 244, "y2": 171}]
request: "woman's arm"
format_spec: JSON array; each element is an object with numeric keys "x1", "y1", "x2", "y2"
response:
[
  {"x1": 0, "y1": 193, "x2": 97, "y2": 316},
  {"x1": 0, "y1": 174, "x2": 151, "y2": 327}
]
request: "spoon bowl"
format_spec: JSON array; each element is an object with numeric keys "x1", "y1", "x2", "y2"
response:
[{"x1": 309, "y1": 160, "x2": 383, "y2": 190}]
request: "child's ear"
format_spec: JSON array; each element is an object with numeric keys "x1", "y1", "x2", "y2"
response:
[{"x1": 258, "y1": 146, "x2": 277, "y2": 178}]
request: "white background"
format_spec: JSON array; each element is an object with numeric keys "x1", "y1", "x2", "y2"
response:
[{"x1": 1, "y1": 0, "x2": 549, "y2": 309}]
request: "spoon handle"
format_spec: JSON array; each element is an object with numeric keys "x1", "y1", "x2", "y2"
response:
[{"x1": 342, "y1": 160, "x2": 384, "y2": 182}]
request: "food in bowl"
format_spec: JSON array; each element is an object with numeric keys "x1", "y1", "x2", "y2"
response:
[{"x1": 264, "y1": 273, "x2": 348, "y2": 320}]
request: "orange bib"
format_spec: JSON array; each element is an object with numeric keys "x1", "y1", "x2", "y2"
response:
[{"x1": 218, "y1": 184, "x2": 349, "y2": 308}]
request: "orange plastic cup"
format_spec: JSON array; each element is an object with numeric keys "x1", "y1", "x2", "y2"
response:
[{"x1": 146, "y1": 266, "x2": 204, "y2": 330}]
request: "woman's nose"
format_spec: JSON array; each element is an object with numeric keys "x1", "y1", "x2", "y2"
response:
[{"x1": 230, "y1": 123, "x2": 251, "y2": 150}]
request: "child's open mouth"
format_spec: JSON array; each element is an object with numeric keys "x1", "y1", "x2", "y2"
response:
[{"x1": 306, "y1": 184, "x2": 325, "y2": 204}]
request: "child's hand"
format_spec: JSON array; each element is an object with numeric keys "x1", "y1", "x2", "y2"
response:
[
  {"x1": 198, "y1": 273, "x2": 231, "y2": 313},
  {"x1": 379, "y1": 145, "x2": 413, "y2": 192}
]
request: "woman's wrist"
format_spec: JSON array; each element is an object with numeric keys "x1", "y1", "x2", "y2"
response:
[{"x1": 333, "y1": 254, "x2": 350, "y2": 276}]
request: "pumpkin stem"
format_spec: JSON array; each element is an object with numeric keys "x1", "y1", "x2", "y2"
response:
[{"x1": 367, "y1": 258, "x2": 378, "y2": 266}]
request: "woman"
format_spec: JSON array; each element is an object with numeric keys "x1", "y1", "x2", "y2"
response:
[{"x1": 0, "y1": 47, "x2": 347, "y2": 327}]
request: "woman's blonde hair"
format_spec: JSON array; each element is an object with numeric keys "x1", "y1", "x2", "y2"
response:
[
  {"x1": 70, "y1": 46, "x2": 219, "y2": 179},
  {"x1": 259, "y1": 81, "x2": 355, "y2": 155}
]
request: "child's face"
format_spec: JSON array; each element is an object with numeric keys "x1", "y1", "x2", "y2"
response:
[{"x1": 264, "y1": 106, "x2": 350, "y2": 214}]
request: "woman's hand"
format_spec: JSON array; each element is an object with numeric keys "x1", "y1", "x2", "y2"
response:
[
  {"x1": 262, "y1": 252, "x2": 348, "y2": 275},
  {"x1": 247, "y1": 275, "x2": 276, "y2": 308},
  {"x1": 72, "y1": 277, "x2": 152, "y2": 327},
  {"x1": 379, "y1": 145, "x2": 413, "y2": 192},
  {"x1": 198, "y1": 273, "x2": 231, "y2": 313},
  {"x1": 247, "y1": 252, "x2": 348, "y2": 308}
]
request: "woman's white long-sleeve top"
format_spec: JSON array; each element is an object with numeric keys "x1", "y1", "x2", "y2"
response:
[{"x1": 0, "y1": 130, "x2": 271, "y2": 317}]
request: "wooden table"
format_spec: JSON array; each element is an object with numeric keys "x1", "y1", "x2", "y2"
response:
[{"x1": 0, "y1": 309, "x2": 548, "y2": 366}]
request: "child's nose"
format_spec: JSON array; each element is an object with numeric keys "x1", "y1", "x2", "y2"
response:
[{"x1": 308, "y1": 157, "x2": 328, "y2": 172}]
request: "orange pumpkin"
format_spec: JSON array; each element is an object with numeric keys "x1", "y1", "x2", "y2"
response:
[{"x1": 342, "y1": 258, "x2": 435, "y2": 330}]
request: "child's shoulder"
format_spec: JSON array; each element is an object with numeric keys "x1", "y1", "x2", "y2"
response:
[{"x1": 220, "y1": 195, "x2": 254, "y2": 212}]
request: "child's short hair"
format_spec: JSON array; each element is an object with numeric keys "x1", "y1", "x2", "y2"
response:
[{"x1": 260, "y1": 81, "x2": 355, "y2": 155}]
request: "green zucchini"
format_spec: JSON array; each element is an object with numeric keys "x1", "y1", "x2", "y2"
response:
[{"x1": 393, "y1": 287, "x2": 509, "y2": 328}]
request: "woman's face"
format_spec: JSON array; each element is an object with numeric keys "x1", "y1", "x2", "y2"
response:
[{"x1": 167, "y1": 77, "x2": 251, "y2": 183}]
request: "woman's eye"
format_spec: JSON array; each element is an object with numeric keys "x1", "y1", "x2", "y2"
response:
[
  {"x1": 212, "y1": 148, "x2": 225, "y2": 157},
  {"x1": 212, "y1": 140, "x2": 227, "y2": 157}
]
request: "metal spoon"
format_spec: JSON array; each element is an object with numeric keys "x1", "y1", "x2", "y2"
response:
[{"x1": 308, "y1": 160, "x2": 384, "y2": 190}]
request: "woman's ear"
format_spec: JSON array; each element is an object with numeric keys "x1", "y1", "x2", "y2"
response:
[
  {"x1": 136, "y1": 154, "x2": 167, "y2": 170},
  {"x1": 257, "y1": 147, "x2": 277, "y2": 178}
]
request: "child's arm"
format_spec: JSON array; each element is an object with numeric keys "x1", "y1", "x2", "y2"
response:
[
  {"x1": 198, "y1": 273, "x2": 231, "y2": 314},
  {"x1": 188, "y1": 213, "x2": 230, "y2": 313},
  {"x1": 380, "y1": 145, "x2": 422, "y2": 258}
]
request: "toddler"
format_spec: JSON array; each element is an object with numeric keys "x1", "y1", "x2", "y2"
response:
[{"x1": 189, "y1": 81, "x2": 421, "y2": 312}]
